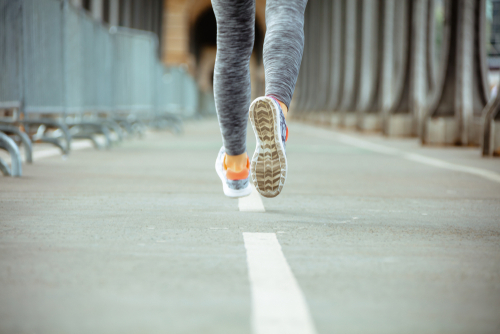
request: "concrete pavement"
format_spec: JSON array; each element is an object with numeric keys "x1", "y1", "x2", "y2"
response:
[{"x1": 1, "y1": 119, "x2": 499, "y2": 334}]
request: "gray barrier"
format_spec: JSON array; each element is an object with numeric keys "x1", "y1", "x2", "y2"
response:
[
  {"x1": 0, "y1": 0, "x2": 201, "y2": 176},
  {"x1": 0, "y1": 0, "x2": 23, "y2": 111},
  {"x1": 0, "y1": 0, "x2": 199, "y2": 120},
  {"x1": 23, "y1": 0, "x2": 66, "y2": 115}
]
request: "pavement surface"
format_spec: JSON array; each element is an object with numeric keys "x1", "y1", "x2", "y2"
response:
[{"x1": 1, "y1": 119, "x2": 499, "y2": 334}]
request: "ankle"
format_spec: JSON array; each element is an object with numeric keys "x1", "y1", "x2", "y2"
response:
[
  {"x1": 278, "y1": 100, "x2": 288, "y2": 119},
  {"x1": 225, "y1": 152, "x2": 248, "y2": 172},
  {"x1": 266, "y1": 95, "x2": 288, "y2": 119}
]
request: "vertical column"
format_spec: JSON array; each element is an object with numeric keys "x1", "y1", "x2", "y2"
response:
[
  {"x1": 325, "y1": 0, "x2": 344, "y2": 125},
  {"x1": 132, "y1": 0, "x2": 141, "y2": 29},
  {"x1": 456, "y1": 0, "x2": 475, "y2": 145},
  {"x1": 303, "y1": 0, "x2": 322, "y2": 113},
  {"x1": 481, "y1": 91, "x2": 500, "y2": 155},
  {"x1": 380, "y1": 0, "x2": 396, "y2": 116},
  {"x1": 423, "y1": 0, "x2": 489, "y2": 145},
  {"x1": 121, "y1": 0, "x2": 132, "y2": 27},
  {"x1": 411, "y1": 0, "x2": 429, "y2": 137},
  {"x1": 383, "y1": 0, "x2": 431, "y2": 138},
  {"x1": 71, "y1": 0, "x2": 82, "y2": 7},
  {"x1": 91, "y1": 0, "x2": 103, "y2": 21},
  {"x1": 338, "y1": 0, "x2": 359, "y2": 127},
  {"x1": 356, "y1": 0, "x2": 382, "y2": 131},
  {"x1": 312, "y1": 0, "x2": 333, "y2": 115},
  {"x1": 109, "y1": 0, "x2": 119, "y2": 26}
]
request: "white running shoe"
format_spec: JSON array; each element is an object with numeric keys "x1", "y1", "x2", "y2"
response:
[
  {"x1": 249, "y1": 96, "x2": 288, "y2": 198},
  {"x1": 215, "y1": 146, "x2": 252, "y2": 198}
]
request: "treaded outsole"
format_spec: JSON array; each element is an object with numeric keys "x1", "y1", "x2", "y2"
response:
[{"x1": 249, "y1": 97, "x2": 287, "y2": 198}]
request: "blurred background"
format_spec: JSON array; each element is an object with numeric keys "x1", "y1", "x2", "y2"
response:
[
  {"x1": 1, "y1": 0, "x2": 500, "y2": 176},
  {"x1": 1, "y1": 2, "x2": 500, "y2": 333}
]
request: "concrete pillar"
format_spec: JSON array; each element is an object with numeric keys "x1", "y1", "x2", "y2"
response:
[
  {"x1": 132, "y1": 0, "x2": 141, "y2": 29},
  {"x1": 338, "y1": 0, "x2": 360, "y2": 127},
  {"x1": 91, "y1": 0, "x2": 103, "y2": 21},
  {"x1": 423, "y1": 0, "x2": 489, "y2": 145},
  {"x1": 325, "y1": 0, "x2": 344, "y2": 125},
  {"x1": 381, "y1": 0, "x2": 414, "y2": 137},
  {"x1": 356, "y1": 0, "x2": 382, "y2": 131},
  {"x1": 380, "y1": 0, "x2": 396, "y2": 115},
  {"x1": 481, "y1": 92, "x2": 500, "y2": 155},
  {"x1": 312, "y1": 0, "x2": 332, "y2": 113},
  {"x1": 71, "y1": 0, "x2": 82, "y2": 7},
  {"x1": 122, "y1": 0, "x2": 131, "y2": 27},
  {"x1": 302, "y1": 0, "x2": 322, "y2": 113},
  {"x1": 109, "y1": 0, "x2": 119, "y2": 26},
  {"x1": 411, "y1": 0, "x2": 429, "y2": 138}
]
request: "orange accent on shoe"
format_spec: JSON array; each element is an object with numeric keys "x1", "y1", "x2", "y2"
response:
[
  {"x1": 224, "y1": 154, "x2": 250, "y2": 180},
  {"x1": 286, "y1": 126, "x2": 288, "y2": 142}
]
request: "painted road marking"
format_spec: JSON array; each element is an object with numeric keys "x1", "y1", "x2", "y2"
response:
[
  {"x1": 403, "y1": 152, "x2": 500, "y2": 183},
  {"x1": 243, "y1": 232, "x2": 317, "y2": 334},
  {"x1": 239, "y1": 184, "x2": 265, "y2": 212},
  {"x1": 299, "y1": 124, "x2": 500, "y2": 184}
]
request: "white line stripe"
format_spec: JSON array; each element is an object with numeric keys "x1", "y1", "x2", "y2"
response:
[
  {"x1": 403, "y1": 153, "x2": 500, "y2": 183},
  {"x1": 239, "y1": 184, "x2": 265, "y2": 212},
  {"x1": 243, "y1": 232, "x2": 317, "y2": 334},
  {"x1": 301, "y1": 125, "x2": 500, "y2": 184}
]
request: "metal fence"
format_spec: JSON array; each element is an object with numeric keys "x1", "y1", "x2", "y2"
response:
[{"x1": 0, "y1": 0, "x2": 199, "y2": 176}]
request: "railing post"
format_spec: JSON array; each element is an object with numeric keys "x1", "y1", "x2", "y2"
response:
[
  {"x1": 324, "y1": 0, "x2": 344, "y2": 126},
  {"x1": 91, "y1": 0, "x2": 103, "y2": 22},
  {"x1": 356, "y1": 0, "x2": 382, "y2": 131},
  {"x1": 109, "y1": 0, "x2": 120, "y2": 26},
  {"x1": 338, "y1": 0, "x2": 360, "y2": 128},
  {"x1": 312, "y1": 0, "x2": 333, "y2": 116},
  {"x1": 380, "y1": 0, "x2": 396, "y2": 128},
  {"x1": 411, "y1": 0, "x2": 429, "y2": 137},
  {"x1": 423, "y1": 0, "x2": 489, "y2": 145}
]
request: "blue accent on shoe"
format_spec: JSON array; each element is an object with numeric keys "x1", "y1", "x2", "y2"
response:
[
  {"x1": 227, "y1": 178, "x2": 249, "y2": 190},
  {"x1": 267, "y1": 96, "x2": 287, "y2": 153}
]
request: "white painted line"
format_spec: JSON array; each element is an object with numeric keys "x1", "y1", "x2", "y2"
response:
[
  {"x1": 403, "y1": 152, "x2": 500, "y2": 183},
  {"x1": 239, "y1": 184, "x2": 265, "y2": 212},
  {"x1": 243, "y1": 232, "x2": 317, "y2": 334},
  {"x1": 303, "y1": 125, "x2": 500, "y2": 184}
]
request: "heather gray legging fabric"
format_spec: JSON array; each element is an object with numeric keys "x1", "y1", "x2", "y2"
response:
[{"x1": 212, "y1": 0, "x2": 308, "y2": 156}]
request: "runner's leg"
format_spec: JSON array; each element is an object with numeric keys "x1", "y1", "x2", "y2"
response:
[
  {"x1": 211, "y1": 0, "x2": 255, "y2": 158},
  {"x1": 263, "y1": 0, "x2": 308, "y2": 110}
]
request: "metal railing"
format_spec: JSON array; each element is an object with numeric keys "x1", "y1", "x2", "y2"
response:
[
  {"x1": 294, "y1": 0, "x2": 498, "y2": 156},
  {"x1": 0, "y1": 0, "x2": 199, "y2": 176}
]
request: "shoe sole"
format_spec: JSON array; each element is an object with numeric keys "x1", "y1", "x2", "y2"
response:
[{"x1": 249, "y1": 97, "x2": 287, "y2": 198}]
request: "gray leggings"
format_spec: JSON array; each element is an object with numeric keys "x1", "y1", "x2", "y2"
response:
[{"x1": 212, "y1": 0, "x2": 308, "y2": 156}]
